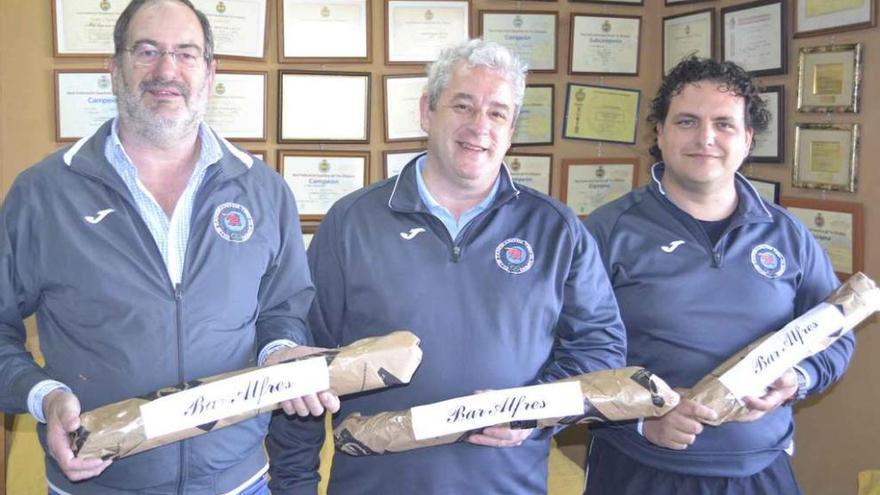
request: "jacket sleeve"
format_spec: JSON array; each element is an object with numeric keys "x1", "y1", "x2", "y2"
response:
[
  {"x1": 792, "y1": 221, "x2": 856, "y2": 397},
  {"x1": 0, "y1": 177, "x2": 53, "y2": 413},
  {"x1": 254, "y1": 175, "x2": 316, "y2": 353},
  {"x1": 538, "y1": 219, "x2": 627, "y2": 383},
  {"x1": 268, "y1": 206, "x2": 344, "y2": 494}
]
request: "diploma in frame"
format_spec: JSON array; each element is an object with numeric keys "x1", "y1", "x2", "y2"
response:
[
  {"x1": 505, "y1": 153, "x2": 552, "y2": 196},
  {"x1": 792, "y1": 123, "x2": 859, "y2": 193},
  {"x1": 279, "y1": 0, "x2": 371, "y2": 62},
  {"x1": 721, "y1": 0, "x2": 787, "y2": 77},
  {"x1": 55, "y1": 70, "x2": 117, "y2": 142},
  {"x1": 205, "y1": 71, "x2": 267, "y2": 141},
  {"x1": 278, "y1": 150, "x2": 369, "y2": 221},
  {"x1": 52, "y1": 0, "x2": 127, "y2": 56},
  {"x1": 662, "y1": 9, "x2": 715, "y2": 75},
  {"x1": 384, "y1": 75, "x2": 428, "y2": 142},
  {"x1": 386, "y1": 0, "x2": 470, "y2": 64},
  {"x1": 279, "y1": 71, "x2": 371, "y2": 143},
  {"x1": 384, "y1": 149, "x2": 424, "y2": 178},
  {"x1": 780, "y1": 197, "x2": 864, "y2": 280},
  {"x1": 513, "y1": 85, "x2": 554, "y2": 146},
  {"x1": 751, "y1": 85, "x2": 784, "y2": 163},
  {"x1": 744, "y1": 177, "x2": 780, "y2": 204},
  {"x1": 191, "y1": 0, "x2": 268, "y2": 59},
  {"x1": 797, "y1": 44, "x2": 862, "y2": 113},
  {"x1": 561, "y1": 158, "x2": 637, "y2": 217},
  {"x1": 794, "y1": 0, "x2": 876, "y2": 37},
  {"x1": 479, "y1": 11, "x2": 558, "y2": 72},
  {"x1": 569, "y1": 14, "x2": 641, "y2": 76},
  {"x1": 562, "y1": 84, "x2": 640, "y2": 145}
]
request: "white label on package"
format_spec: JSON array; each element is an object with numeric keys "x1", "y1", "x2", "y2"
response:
[
  {"x1": 409, "y1": 381, "x2": 584, "y2": 441},
  {"x1": 718, "y1": 302, "x2": 847, "y2": 399},
  {"x1": 140, "y1": 357, "x2": 329, "y2": 439}
]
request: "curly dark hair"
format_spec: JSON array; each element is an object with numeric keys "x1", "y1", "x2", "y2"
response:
[{"x1": 647, "y1": 56, "x2": 770, "y2": 161}]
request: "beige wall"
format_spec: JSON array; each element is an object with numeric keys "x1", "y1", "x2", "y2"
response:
[{"x1": 1, "y1": 1, "x2": 878, "y2": 494}]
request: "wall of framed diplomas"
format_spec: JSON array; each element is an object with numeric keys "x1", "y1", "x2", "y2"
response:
[{"x1": 0, "y1": 1, "x2": 878, "y2": 494}]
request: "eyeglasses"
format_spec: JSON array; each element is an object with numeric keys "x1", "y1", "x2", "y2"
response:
[{"x1": 125, "y1": 44, "x2": 205, "y2": 69}]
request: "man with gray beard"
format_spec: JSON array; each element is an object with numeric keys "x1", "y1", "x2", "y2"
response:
[{"x1": 0, "y1": 1, "x2": 337, "y2": 493}]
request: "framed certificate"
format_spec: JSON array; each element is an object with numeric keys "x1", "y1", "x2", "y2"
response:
[
  {"x1": 794, "y1": 0, "x2": 876, "y2": 37},
  {"x1": 279, "y1": 0, "x2": 371, "y2": 62},
  {"x1": 384, "y1": 75, "x2": 428, "y2": 142},
  {"x1": 570, "y1": 14, "x2": 641, "y2": 76},
  {"x1": 505, "y1": 153, "x2": 552, "y2": 196},
  {"x1": 52, "y1": 0, "x2": 127, "y2": 56},
  {"x1": 386, "y1": 0, "x2": 470, "y2": 64},
  {"x1": 55, "y1": 70, "x2": 117, "y2": 142},
  {"x1": 479, "y1": 11, "x2": 557, "y2": 72},
  {"x1": 191, "y1": 0, "x2": 267, "y2": 59},
  {"x1": 279, "y1": 71, "x2": 370, "y2": 143},
  {"x1": 745, "y1": 177, "x2": 780, "y2": 204},
  {"x1": 796, "y1": 44, "x2": 862, "y2": 113},
  {"x1": 562, "y1": 84, "x2": 640, "y2": 145},
  {"x1": 750, "y1": 85, "x2": 784, "y2": 163},
  {"x1": 384, "y1": 149, "x2": 424, "y2": 178},
  {"x1": 205, "y1": 71, "x2": 267, "y2": 141},
  {"x1": 278, "y1": 150, "x2": 370, "y2": 221},
  {"x1": 662, "y1": 9, "x2": 715, "y2": 75},
  {"x1": 513, "y1": 85, "x2": 554, "y2": 146},
  {"x1": 561, "y1": 158, "x2": 637, "y2": 218},
  {"x1": 793, "y1": 123, "x2": 859, "y2": 193},
  {"x1": 721, "y1": 0, "x2": 787, "y2": 76},
  {"x1": 780, "y1": 197, "x2": 863, "y2": 280}
]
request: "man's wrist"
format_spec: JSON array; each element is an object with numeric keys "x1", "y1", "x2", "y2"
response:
[
  {"x1": 28, "y1": 380, "x2": 72, "y2": 423},
  {"x1": 259, "y1": 339, "x2": 298, "y2": 366}
]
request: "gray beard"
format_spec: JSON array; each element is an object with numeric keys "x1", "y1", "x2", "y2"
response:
[{"x1": 115, "y1": 74, "x2": 208, "y2": 148}]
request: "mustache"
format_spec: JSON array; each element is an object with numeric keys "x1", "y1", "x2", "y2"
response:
[{"x1": 139, "y1": 79, "x2": 190, "y2": 99}]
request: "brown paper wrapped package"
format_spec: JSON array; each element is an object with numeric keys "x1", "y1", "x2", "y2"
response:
[
  {"x1": 334, "y1": 367, "x2": 679, "y2": 456},
  {"x1": 72, "y1": 330, "x2": 422, "y2": 460},
  {"x1": 687, "y1": 272, "x2": 879, "y2": 426}
]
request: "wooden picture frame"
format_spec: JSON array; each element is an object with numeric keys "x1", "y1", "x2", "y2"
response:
[
  {"x1": 662, "y1": 8, "x2": 715, "y2": 75},
  {"x1": 750, "y1": 85, "x2": 785, "y2": 163},
  {"x1": 744, "y1": 176, "x2": 781, "y2": 204},
  {"x1": 479, "y1": 10, "x2": 558, "y2": 73},
  {"x1": 383, "y1": 74, "x2": 428, "y2": 143},
  {"x1": 385, "y1": 0, "x2": 471, "y2": 64},
  {"x1": 562, "y1": 84, "x2": 641, "y2": 145},
  {"x1": 505, "y1": 152, "x2": 553, "y2": 196},
  {"x1": 192, "y1": 0, "x2": 269, "y2": 60},
  {"x1": 721, "y1": 0, "x2": 787, "y2": 77},
  {"x1": 794, "y1": 0, "x2": 877, "y2": 37},
  {"x1": 205, "y1": 70, "x2": 268, "y2": 142},
  {"x1": 51, "y1": 0, "x2": 121, "y2": 56},
  {"x1": 277, "y1": 149, "x2": 370, "y2": 221},
  {"x1": 560, "y1": 157, "x2": 638, "y2": 217},
  {"x1": 383, "y1": 149, "x2": 424, "y2": 178},
  {"x1": 513, "y1": 84, "x2": 554, "y2": 147},
  {"x1": 792, "y1": 123, "x2": 859, "y2": 193},
  {"x1": 780, "y1": 197, "x2": 864, "y2": 280},
  {"x1": 278, "y1": 0, "x2": 371, "y2": 63},
  {"x1": 278, "y1": 70, "x2": 371, "y2": 144},
  {"x1": 569, "y1": 14, "x2": 642, "y2": 76},
  {"x1": 54, "y1": 69, "x2": 116, "y2": 142}
]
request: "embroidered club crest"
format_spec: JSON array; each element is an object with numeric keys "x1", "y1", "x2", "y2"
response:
[
  {"x1": 213, "y1": 202, "x2": 254, "y2": 243},
  {"x1": 495, "y1": 238, "x2": 534, "y2": 274},
  {"x1": 750, "y1": 244, "x2": 786, "y2": 278}
]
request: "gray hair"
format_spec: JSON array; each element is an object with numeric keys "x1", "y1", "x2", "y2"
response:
[
  {"x1": 425, "y1": 39, "x2": 528, "y2": 118},
  {"x1": 113, "y1": 0, "x2": 214, "y2": 64}
]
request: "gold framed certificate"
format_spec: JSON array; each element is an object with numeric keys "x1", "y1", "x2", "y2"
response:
[
  {"x1": 662, "y1": 9, "x2": 715, "y2": 75},
  {"x1": 797, "y1": 44, "x2": 862, "y2": 113},
  {"x1": 561, "y1": 158, "x2": 637, "y2": 218},
  {"x1": 794, "y1": 0, "x2": 876, "y2": 37},
  {"x1": 750, "y1": 85, "x2": 784, "y2": 163},
  {"x1": 383, "y1": 149, "x2": 424, "y2": 178},
  {"x1": 54, "y1": 70, "x2": 117, "y2": 142},
  {"x1": 721, "y1": 0, "x2": 787, "y2": 76},
  {"x1": 205, "y1": 71, "x2": 267, "y2": 141},
  {"x1": 191, "y1": 0, "x2": 267, "y2": 59},
  {"x1": 386, "y1": 0, "x2": 471, "y2": 64},
  {"x1": 569, "y1": 14, "x2": 641, "y2": 76},
  {"x1": 384, "y1": 74, "x2": 428, "y2": 142},
  {"x1": 744, "y1": 177, "x2": 780, "y2": 204},
  {"x1": 505, "y1": 153, "x2": 552, "y2": 196},
  {"x1": 278, "y1": 150, "x2": 370, "y2": 221},
  {"x1": 513, "y1": 85, "x2": 554, "y2": 146},
  {"x1": 52, "y1": 0, "x2": 128, "y2": 56},
  {"x1": 562, "y1": 84, "x2": 640, "y2": 145},
  {"x1": 780, "y1": 197, "x2": 863, "y2": 280},
  {"x1": 279, "y1": 71, "x2": 371, "y2": 143},
  {"x1": 279, "y1": 0, "x2": 371, "y2": 62},
  {"x1": 479, "y1": 11, "x2": 558, "y2": 72},
  {"x1": 793, "y1": 123, "x2": 859, "y2": 193}
]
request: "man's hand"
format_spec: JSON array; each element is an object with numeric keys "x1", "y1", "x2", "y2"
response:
[
  {"x1": 643, "y1": 391, "x2": 718, "y2": 450},
  {"x1": 264, "y1": 345, "x2": 341, "y2": 417},
  {"x1": 737, "y1": 369, "x2": 799, "y2": 422},
  {"x1": 43, "y1": 389, "x2": 112, "y2": 481},
  {"x1": 467, "y1": 424, "x2": 533, "y2": 448}
]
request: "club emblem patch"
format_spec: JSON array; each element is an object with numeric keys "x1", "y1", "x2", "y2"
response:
[
  {"x1": 212, "y1": 202, "x2": 254, "y2": 243},
  {"x1": 495, "y1": 238, "x2": 534, "y2": 274},
  {"x1": 750, "y1": 244, "x2": 786, "y2": 278}
]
